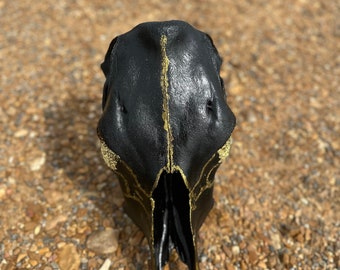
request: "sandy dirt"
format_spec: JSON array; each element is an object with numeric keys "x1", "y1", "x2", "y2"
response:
[{"x1": 0, "y1": 0, "x2": 339, "y2": 269}]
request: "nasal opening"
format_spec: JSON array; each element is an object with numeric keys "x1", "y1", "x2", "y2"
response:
[{"x1": 152, "y1": 171, "x2": 196, "y2": 269}]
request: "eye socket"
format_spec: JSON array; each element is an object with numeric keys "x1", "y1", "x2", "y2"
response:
[
  {"x1": 119, "y1": 104, "x2": 127, "y2": 113},
  {"x1": 206, "y1": 99, "x2": 213, "y2": 112},
  {"x1": 117, "y1": 93, "x2": 127, "y2": 113}
]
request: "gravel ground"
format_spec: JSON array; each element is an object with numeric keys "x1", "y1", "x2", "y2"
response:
[{"x1": 0, "y1": 0, "x2": 339, "y2": 269}]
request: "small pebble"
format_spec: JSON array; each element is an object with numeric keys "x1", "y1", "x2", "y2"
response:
[
  {"x1": 14, "y1": 129, "x2": 28, "y2": 138},
  {"x1": 232, "y1": 245, "x2": 240, "y2": 256},
  {"x1": 16, "y1": 253, "x2": 27, "y2": 263},
  {"x1": 29, "y1": 154, "x2": 46, "y2": 171},
  {"x1": 34, "y1": 225, "x2": 41, "y2": 235},
  {"x1": 86, "y1": 227, "x2": 119, "y2": 255}
]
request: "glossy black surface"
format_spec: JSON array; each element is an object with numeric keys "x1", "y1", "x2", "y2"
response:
[{"x1": 97, "y1": 20, "x2": 236, "y2": 269}]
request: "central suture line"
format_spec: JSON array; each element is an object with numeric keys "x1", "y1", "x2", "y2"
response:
[{"x1": 160, "y1": 35, "x2": 174, "y2": 173}]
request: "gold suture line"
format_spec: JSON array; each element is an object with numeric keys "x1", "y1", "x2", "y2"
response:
[{"x1": 160, "y1": 35, "x2": 174, "y2": 173}]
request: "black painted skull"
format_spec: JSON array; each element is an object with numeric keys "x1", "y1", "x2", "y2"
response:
[{"x1": 97, "y1": 20, "x2": 236, "y2": 270}]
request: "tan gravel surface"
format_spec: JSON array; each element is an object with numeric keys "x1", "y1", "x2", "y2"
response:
[{"x1": 0, "y1": 0, "x2": 339, "y2": 269}]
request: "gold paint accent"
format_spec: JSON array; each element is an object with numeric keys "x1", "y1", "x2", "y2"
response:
[
  {"x1": 190, "y1": 137, "x2": 233, "y2": 209},
  {"x1": 99, "y1": 139, "x2": 151, "y2": 223},
  {"x1": 150, "y1": 196, "x2": 155, "y2": 253},
  {"x1": 115, "y1": 167, "x2": 153, "y2": 241},
  {"x1": 160, "y1": 35, "x2": 174, "y2": 173},
  {"x1": 98, "y1": 138, "x2": 151, "y2": 216},
  {"x1": 191, "y1": 163, "x2": 220, "y2": 210},
  {"x1": 100, "y1": 139, "x2": 120, "y2": 171},
  {"x1": 191, "y1": 151, "x2": 217, "y2": 194},
  {"x1": 120, "y1": 160, "x2": 150, "y2": 197},
  {"x1": 217, "y1": 137, "x2": 232, "y2": 162}
]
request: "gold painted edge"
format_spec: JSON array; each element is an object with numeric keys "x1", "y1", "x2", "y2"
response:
[
  {"x1": 99, "y1": 139, "x2": 120, "y2": 171},
  {"x1": 217, "y1": 137, "x2": 233, "y2": 162}
]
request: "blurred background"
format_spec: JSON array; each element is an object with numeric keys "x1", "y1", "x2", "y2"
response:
[{"x1": 0, "y1": 0, "x2": 339, "y2": 269}]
